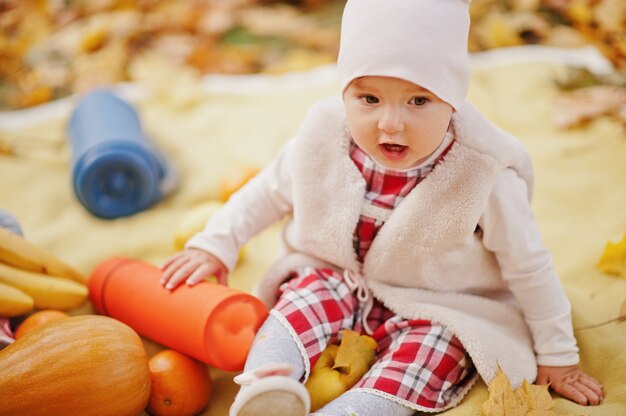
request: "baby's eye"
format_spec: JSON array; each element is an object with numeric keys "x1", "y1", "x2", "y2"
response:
[
  {"x1": 411, "y1": 97, "x2": 428, "y2": 106},
  {"x1": 361, "y1": 95, "x2": 379, "y2": 104}
]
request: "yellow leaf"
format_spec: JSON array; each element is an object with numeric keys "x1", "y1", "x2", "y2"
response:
[
  {"x1": 517, "y1": 380, "x2": 554, "y2": 412},
  {"x1": 481, "y1": 367, "x2": 571, "y2": 416},
  {"x1": 526, "y1": 411, "x2": 557, "y2": 416},
  {"x1": 481, "y1": 368, "x2": 527, "y2": 416},
  {"x1": 597, "y1": 234, "x2": 626, "y2": 278},
  {"x1": 594, "y1": 0, "x2": 626, "y2": 32},
  {"x1": 553, "y1": 86, "x2": 626, "y2": 129},
  {"x1": 81, "y1": 29, "x2": 108, "y2": 53},
  {"x1": 478, "y1": 13, "x2": 524, "y2": 49},
  {"x1": 567, "y1": 0, "x2": 594, "y2": 25},
  {"x1": 512, "y1": 0, "x2": 541, "y2": 12},
  {"x1": 332, "y1": 330, "x2": 378, "y2": 387}
]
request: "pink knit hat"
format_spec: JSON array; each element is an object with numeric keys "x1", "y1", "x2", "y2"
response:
[{"x1": 337, "y1": 0, "x2": 471, "y2": 111}]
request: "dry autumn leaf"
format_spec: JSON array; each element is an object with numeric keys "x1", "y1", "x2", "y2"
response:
[
  {"x1": 481, "y1": 367, "x2": 579, "y2": 416},
  {"x1": 597, "y1": 233, "x2": 626, "y2": 278},
  {"x1": 332, "y1": 329, "x2": 378, "y2": 387},
  {"x1": 128, "y1": 53, "x2": 204, "y2": 109},
  {"x1": 553, "y1": 86, "x2": 626, "y2": 129},
  {"x1": 481, "y1": 368, "x2": 524, "y2": 416},
  {"x1": 518, "y1": 380, "x2": 554, "y2": 412},
  {"x1": 594, "y1": 0, "x2": 626, "y2": 32},
  {"x1": 3, "y1": 0, "x2": 626, "y2": 110},
  {"x1": 566, "y1": 0, "x2": 594, "y2": 26}
]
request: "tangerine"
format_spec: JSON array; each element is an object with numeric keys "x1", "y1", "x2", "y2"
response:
[
  {"x1": 15, "y1": 310, "x2": 69, "y2": 339},
  {"x1": 146, "y1": 349, "x2": 212, "y2": 416}
]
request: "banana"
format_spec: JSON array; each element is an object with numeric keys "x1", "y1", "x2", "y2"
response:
[
  {"x1": 0, "y1": 227, "x2": 85, "y2": 284},
  {"x1": 0, "y1": 262, "x2": 87, "y2": 310},
  {"x1": 0, "y1": 282, "x2": 34, "y2": 317}
]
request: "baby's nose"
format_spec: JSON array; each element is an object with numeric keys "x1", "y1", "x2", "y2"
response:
[{"x1": 378, "y1": 106, "x2": 404, "y2": 133}]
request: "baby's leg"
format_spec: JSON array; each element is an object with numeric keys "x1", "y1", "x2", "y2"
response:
[
  {"x1": 317, "y1": 318, "x2": 477, "y2": 415},
  {"x1": 231, "y1": 267, "x2": 358, "y2": 416},
  {"x1": 246, "y1": 267, "x2": 358, "y2": 379},
  {"x1": 315, "y1": 390, "x2": 414, "y2": 416},
  {"x1": 243, "y1": 314, "x2": 305, "y2": 379}
]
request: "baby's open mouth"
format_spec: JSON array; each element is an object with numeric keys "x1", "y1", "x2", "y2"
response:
[
  {"x1": 379, "y1": 143, "x2": 409, "y2": 160},
  {"x1": 382, "y1": 143, "x2": 406, "y2": 152}
]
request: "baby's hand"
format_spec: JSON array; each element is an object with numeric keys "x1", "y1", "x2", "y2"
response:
[
  {"x1": 160, "y1": 248, "x2": 228, "y2": 290},
  {"x1": 536, "y1": 364, "x2": 604, "y2": 406}
]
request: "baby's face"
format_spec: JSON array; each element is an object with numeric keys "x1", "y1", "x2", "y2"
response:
[{"x1": 344, "y1": 76, "x2": 453, "y2": 170}]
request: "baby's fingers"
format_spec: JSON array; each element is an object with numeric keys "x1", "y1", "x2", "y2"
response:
[
  {"x1": 160, "y1": 252, "x2": 185, "y2": 271},
  {"x1": 554, "y1": 379, "x2": 603, "y2": 406},
  {"x1": 185, "y1": 264, "x2": 215, "y2": 287},
  {"x1": 553, "y1": 382, "x2": 590, "y2": 406},
  {"x1": 160, "y1": 256, "x2": 189, "y2": 286},
  {"x1": 575, "y1": 381, "x2": 602, "y2": 405},
  {"x1": 162, "y1": 257, "x2": 198, "y2": 290},
  {"x1": 164, "y1": 266, "x2": 193, "y2": 290},
  {"x1": 579, "y1": 375, "x2": 604, "y2": 403}
]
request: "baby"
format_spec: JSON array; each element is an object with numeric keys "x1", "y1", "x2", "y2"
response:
[{"x1": 161, "y1": 1, "x2": 604, "y2": 415}]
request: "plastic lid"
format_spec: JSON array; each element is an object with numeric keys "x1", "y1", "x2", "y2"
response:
[{"x1": 72, "y1": 142, "x2": 161, "y2": 219}]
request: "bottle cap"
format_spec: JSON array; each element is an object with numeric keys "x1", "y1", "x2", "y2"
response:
[{"x1": 68, "y1": 90, "x2": 173, "y2": 219}]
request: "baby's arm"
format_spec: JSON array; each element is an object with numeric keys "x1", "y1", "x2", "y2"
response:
[
  {"x1": 536, "y1": 364, "x2": 604, "y2": 405},
  {"x1": 160, "y1": 248, "x2": 228, "y2": 289},
  {"x1": 480, "y1": 169, "x2": 604, "y2": 405},
  {"x1": 160, "y1": 139, "x2": 295, "y2": 290}
]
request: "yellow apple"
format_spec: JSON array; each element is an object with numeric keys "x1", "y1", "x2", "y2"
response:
[
  {"x1": 305, "y1": 345, "x2": 345, "y2": 411},
  {"x1": 305, "y1": 330, "x2": 378, "y2": 411}
]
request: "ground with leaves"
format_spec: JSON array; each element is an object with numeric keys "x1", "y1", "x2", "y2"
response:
[{"x1": 1, "y1": 0, "x2": 626, "y2": 117}]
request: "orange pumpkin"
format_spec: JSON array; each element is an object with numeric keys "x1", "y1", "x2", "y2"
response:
[
  {"x1": 0, "y1": 315, "x2": 151, "y2": 416},
  {"x1": 147, "y1": 349, "x2": 212, "y2": 416}
]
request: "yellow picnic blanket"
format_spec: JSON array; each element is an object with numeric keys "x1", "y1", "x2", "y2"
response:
[{"x1": 0, "y1": 54, "x2": 625, "y2": 415}]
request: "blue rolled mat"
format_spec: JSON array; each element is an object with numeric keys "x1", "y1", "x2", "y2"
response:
[{"x1": 67, "y1": 90, "x2": 176, "y2": 219}]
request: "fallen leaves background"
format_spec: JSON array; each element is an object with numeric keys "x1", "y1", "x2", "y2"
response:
[
  {"x1": 1, "y1": 1, "x2": 625, "y2": 414},
  {"x1": 2, "y1": 0, "x2": 626, "y2": 127}
]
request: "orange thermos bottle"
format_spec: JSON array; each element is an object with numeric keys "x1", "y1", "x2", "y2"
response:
[{"x1": 88, "y1": 257, "x2": 268, "y2": 371}]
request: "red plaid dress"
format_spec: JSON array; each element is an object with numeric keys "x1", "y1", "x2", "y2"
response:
[
  {"x1": 273, "y1": 138, "x2": 477, "y2": 412},
  {"x1": 349, "y1": 141, "x2": 453, "y2": 263}
]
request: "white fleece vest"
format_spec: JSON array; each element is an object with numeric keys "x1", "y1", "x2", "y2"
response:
[{"x1": 258, "y1": 96, "x2": 537, "y2": 388}]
